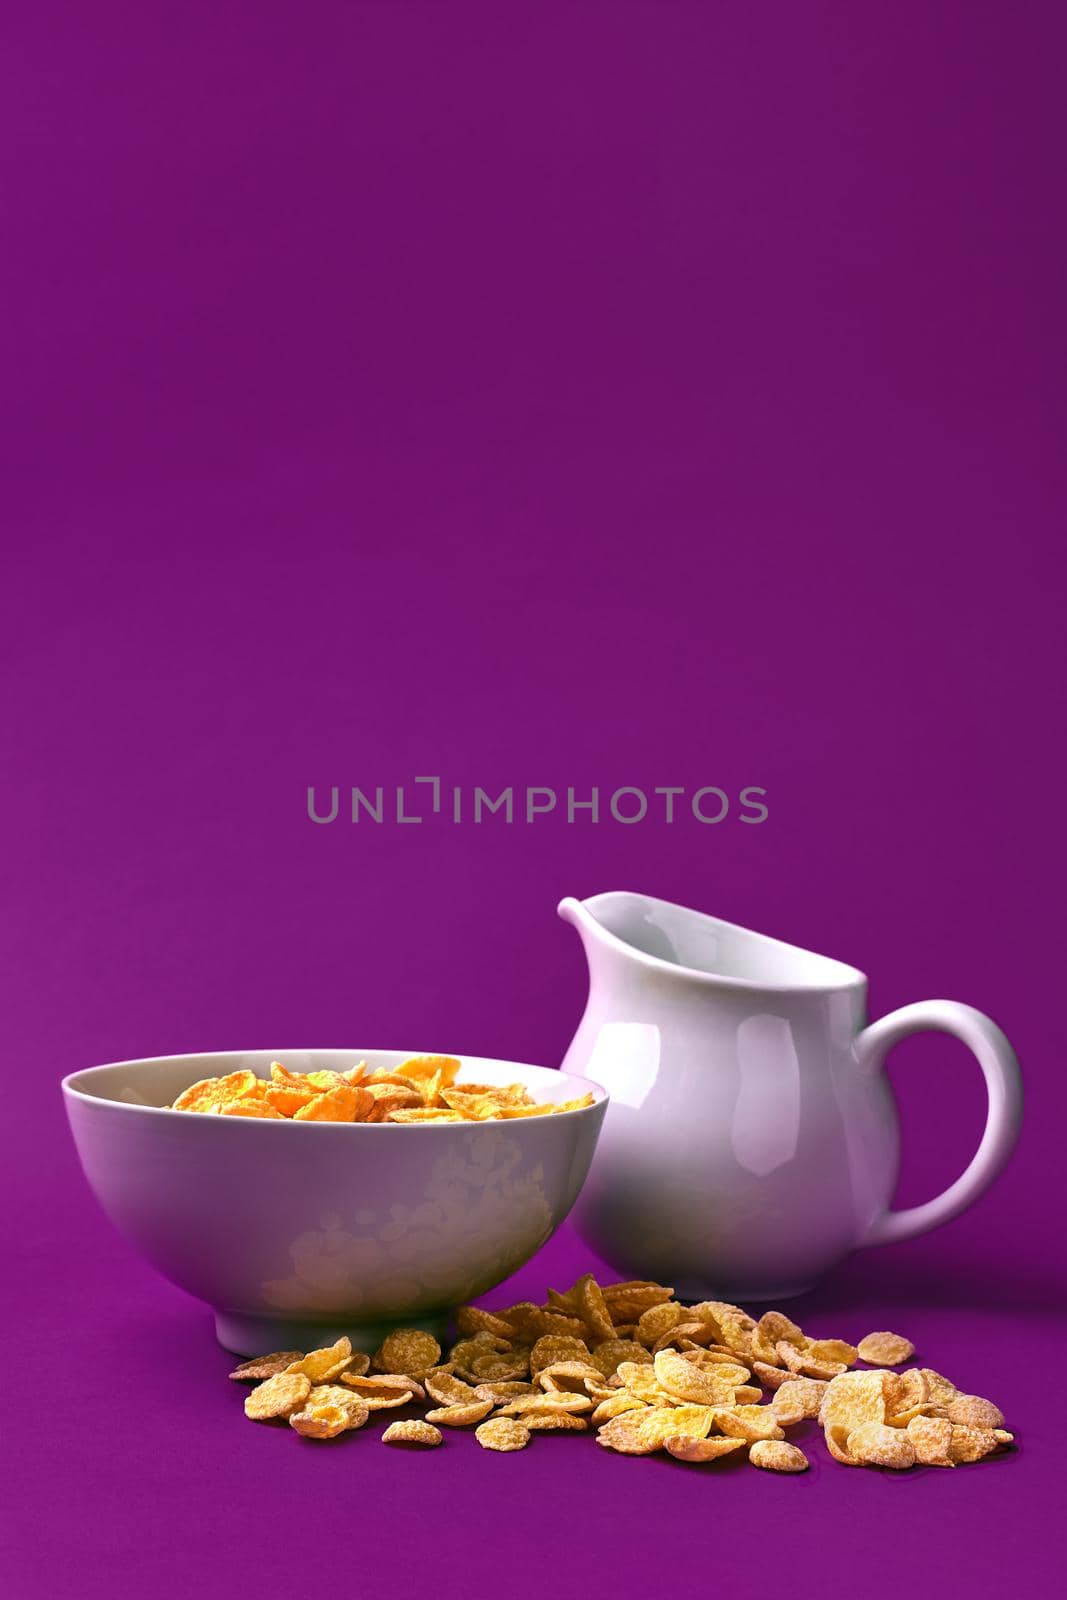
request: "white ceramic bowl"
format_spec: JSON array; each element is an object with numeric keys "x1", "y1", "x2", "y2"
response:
[{"x1": 63, "y1": 1048, "x2": 607, "y2": 1353}]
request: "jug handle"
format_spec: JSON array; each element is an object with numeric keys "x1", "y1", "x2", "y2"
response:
[{"x1": 855, "y1": 1000, "x2": 1023, "y2": 1247}]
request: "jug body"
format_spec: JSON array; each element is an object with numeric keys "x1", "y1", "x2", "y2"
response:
[
  {"x1": 560, "y1": 893, "x2": 897, "y2": 1299},
  {"x1": 561, "y1": 891, "x2": 1022, "y2": 1297}
]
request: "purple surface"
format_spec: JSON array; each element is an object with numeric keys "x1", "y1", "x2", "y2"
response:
[{"x1": 3, "y1": 2, "x2": 1064, "y2": 1595}]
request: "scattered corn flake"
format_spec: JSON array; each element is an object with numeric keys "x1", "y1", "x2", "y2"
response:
[
  {"x1": 373, "y1": 1328, "x2": 441, "y2": 1376},
  {"x1": 425, "y1": 1369, "x2": 480, "y2": 1407},
  {"x1": 289, "y1": 1385, "x2": 369, "y2": 1439},
  {"x1": 856, "y1": 1331, "x2": 915, "y2": 1366},
  {"x1": 523, "y1": 1412, "x2": 589, "y2": 1432},
  {"x1": 770, "y1": 1379, "x2": 827, "y2": 1426},
  {"x1": 653, "y1": 1349, "x2": 736, "y2": 1406},
  {"x1": 381, "y1": 1420, "x2": 442, "y2": 1446},
  {"x1": 907, "y1": 1415, "x2": 955, "y2": 1467},
  {"x1": 714, "y1": 1406, "x2": 785, "y2": 1443},
  {"x1": 884, "y1": 1369, "x2": 928, "y2": 1425},
  {"x1": 847, "y1": 1421, "x2": 917, "y2": 1469},
  {"x1": 229, "y1": 1351, "x2": 303, "y2": 1382},
  {"x1": 473, "y1": 1381, "x2": 535, "y2": 1403},
  {"x1": 665, "y1": 1434, "x2": 747, "y2": 1463},
  {"x1": 424, "y1": 1398, "x2": 494, "y2": 1427},
  {"x1": 454, "y1": 1306, "x2": 516, "y2": 1339},
  {"x1": 636, "y1": 1303, "x2": 687, "y2": 1347},
  {"x1": 749, "y1": 1439, "x2": 809, "y2": 1473},
  {"x1": 530, "y1": 1335, "x2": 593, "y2": 1373},
  {"x1": 819, "y1": 1370, "x2": 888, "y2": 1431},
  {"x1": 476, "y1": 1418, "x2": 530, "y2": 1451},
  {"x1": 946, "y1": 1424, "x2": 1007, "y2": 1464},
  {"x1": 917, "y1": 1368, "x2": 959, "y2": 1406},
  {"x1": 934, "y1": 1394, "x2": 1006, "y2": 1429},
  {"x1": 244, "y1": 1372, "x2": 311, "y2": 1420},
  {"x1": 285, "y1": 1337, "x2": 353, "y2": 1383},
  {"x1": 597, "y1": 1404, "x2": 715, "y2": 1455}
]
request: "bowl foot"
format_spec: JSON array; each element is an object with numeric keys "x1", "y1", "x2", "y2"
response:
[{"x1": 215, "y1": 1308, "x2": 453, "y2": 1357}]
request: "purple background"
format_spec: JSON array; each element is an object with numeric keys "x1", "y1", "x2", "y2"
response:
[{"x1": 3, "y1": 3, "x2": 1064, "y2": 1595}]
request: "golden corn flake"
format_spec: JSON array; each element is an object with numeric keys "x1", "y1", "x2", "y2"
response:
[
  {"x1": 636, "y1": 1303, "x2": 687, "y2": 1347},
  {"x1": 228, "y1": 1280, "x2": 1013, "y2": 1477},
  {"x1": 847, "y1": 1421, "x2": 916, "y2": 1469},
  {"x1": 856, "y1": 1331, "x2": 915, "y2": 1366},
  {"x1": 229, "y1": 1351, "x2": 304, "y2": 1382},
  {"x1": 424, "y1": 1398, "x2": 494, "y2": 1427},
  {"x1": 496, "y1": 1392, "x2": 592, "y2": 1418},
  {"x1": 883, "y1": 1368, "x2": 928, "y2": 1425},
  {"x1": 244, "y1": 1372, "x2": 311, "y2": 1420},
  {"x1": 476, "y1": 1417, "x2": 531, "y2": 1451},
  {"x1": 653, "y1": 1350, "x2": 735, "y2": 1406},
  {"x1": 771, "y1": 1379, "x2": 826, "y2": 1426},
  {"x1": 591, "y1": 1392, "x2": 647, "y2": 1424},
  {"x1": 537, "y1": 1362, "x2": 603, "y2": 1393},
  {"x1": 173, "y1": 1070, "x2": 259, "y2": 1112},
  {"x1": 342, "y1": 1373, "x2": 421, "y2": 1407},
  {"x1": 425, "y1": 1369, "x2": 480, "y2": 1407},
  {"x1": 946, "y1": 1424, "x2": 1008, "y2": 1464},
  {"x1": 714, "y1": 1406, "x2": 784, "y2": 1443},
  {"x1": 665, "y1": 1435, "x2": 746, "y2": 1464},
  {"x1": 590, "y1": 1339, "x2": 650, "y2": 1377},
  {"x1": 523, "y1": 1412, "x2": 589, "y2": 1432},
  {"x1": 289, "y1": 1386, "x2": 369, "y2": 1439},
  {"x1": 285, "y1": 1337, "x2": 353, "y2": 1384},
  {"x1": 907, "y1": 1414, "x2": 955, "y2": 1466},
  {"x1": 749, "y1": 1439, "x2": 809, "y2": 1473},
  {"x1": 819, "y1": 1370, "x2": 888, "y2": 1431},
  {"x1": 381, "y1": 1420, "x2": 442, "y2": 1446},
  {"x1": 530, "y1": 1335, "x2": 593, "y2": 1373},
  {"x1": 597, "y1": 1404, "x2": 714, "y2": 1455},
  {"x1": 473, "y1": 1381, "x2": 535, "y2": 1404},
  {"x1": 934, "y1": 1394, "x2": 1005, "y2": 1429},
  {"x1": 171, "y1": 1055, "x2": 593, "y2": 1123},
  {"x1": 374, "y1": 1328, "x2": 441, "y2": 1376},
  {"x1": 913, "y1": 1367, "x2": 955, "y2": 1403}
]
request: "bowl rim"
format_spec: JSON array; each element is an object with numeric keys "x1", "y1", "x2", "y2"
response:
[{"x1": 61, "y1": 1046, "x2": 608, "y2": 1126}]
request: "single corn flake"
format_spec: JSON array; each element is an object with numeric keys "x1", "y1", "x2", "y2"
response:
[
  {"x1": 771, "y1": 1379, "x2": 827, "y2": 1426},
  {"x1": 597, "y1": 1404, "x2": 714, "y2": 1455},
  {"x1": 289, "y1": 1385, "x2": 369, "y2": 1439},
  {"x1": 220, "y1": 1098, "x2": 285, "y2": 1118},
  {"x1": 819, "y1": 1370, "x2": 888, "y2": 1431},
  {"x1": 654, "y1": 1349, "x2": 736, "y2": 1406},
  {"x1": 244, "y1": 1372, "x2": 312, "y2": 1420},
  {"x1": 749, "y1": 1439, "x2": 810, "y2": 1473},
  {"x1": 934, "y1": 1394, "x2": 1005, "y2": 1429},
  {"x1": 173, "y1": 1070, "x2": 259, "y2": 1112},
  {"x1": 293, "y1": 1085, "x2": 369, "y2": 1123},
  {"x1": 229, "y1": 1351, "x2": 303, "y2": 1382},
  {"x1": 381, "y1": 1420, "x2": 442, "y2": 1447},
  {"x1": 476, "y1": 1417, "x2": 531, "y2": 1451},
  {"x1": 664, "y1": 1435, "x2": 747, "y2": 1463},
  {"x1": 285, "y1": 1337, "x2": 353, "y2": 1383},
  {"x1": 856, "y1": 1331, "x2": 915, "y2": 1366},
  {"x1": 425, "y1": 1369, "x2": 480, "y2": 1407},
  {"x1": 907, "y1": 1414, "x2": 955, "y2": 1467},
  {"x1": 714, "y1": 1406, "x2": 785, "y2": 1443},
  {"x1": 425, "y1": 1398, "x2": 494, "y2": 1427},
  {"x1": 847, "y1": 1421, "x2": 917, "y2": 1469},
  {"x1": 523, "y1": 1412, "x2": 589, "y2": 1432},
  {"x1": 946, "y1": 1425, "x2": 1006, "y2": 1464},
  {"x1": 373, "y1": 1328, "x2": 441, "y2": 1377}
]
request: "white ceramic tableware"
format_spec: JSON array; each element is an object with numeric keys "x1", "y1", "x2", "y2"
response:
[{"x1": 559, "y1": 892, "x2": 1022, "y2": 1299}]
